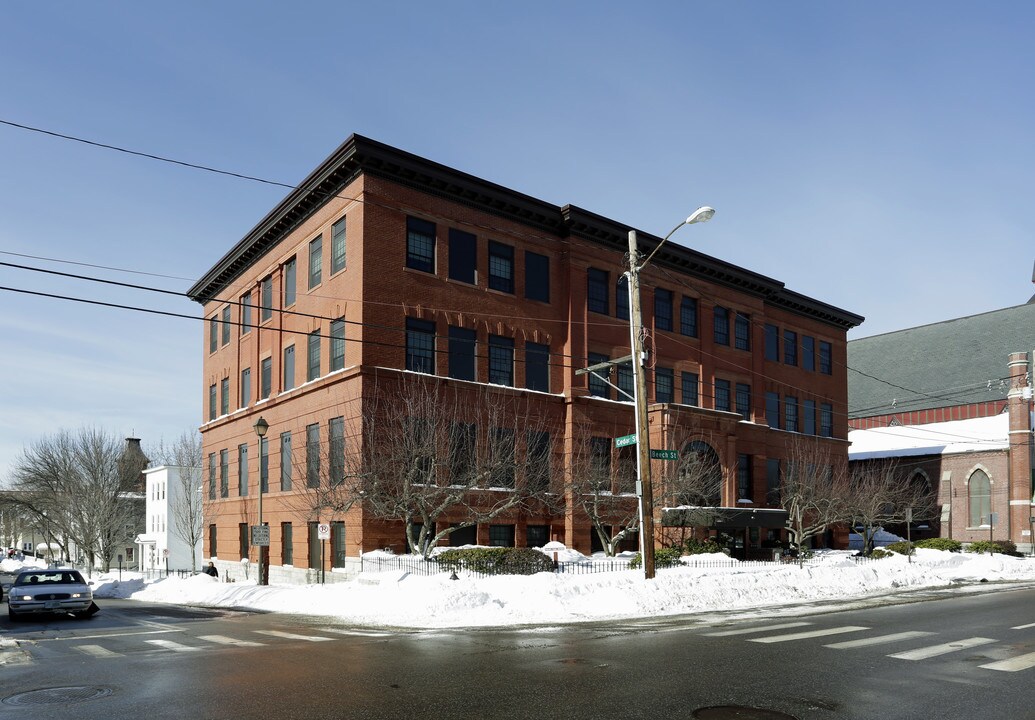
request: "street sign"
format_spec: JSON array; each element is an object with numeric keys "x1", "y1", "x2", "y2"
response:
[
  {"x1": 649, "y1": 449, "x2": 678, "y2": 461},
  {"x1": 317, "y1": 523, "x2": 331, "y2": 540},
  {"x1": 251, "y1": 524, "x2": 270, "y2": 546},
  {"x1": 615, "y1": 434, "x2": 637, "y2": 448}
]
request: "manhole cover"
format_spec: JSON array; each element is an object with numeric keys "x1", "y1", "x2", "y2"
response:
[
  {"x1": 692, "y1": 707, "x2": 798, "y2": 720},
  {"x1": 2, "y1": 686, "x2": 113, "y2": 706}
]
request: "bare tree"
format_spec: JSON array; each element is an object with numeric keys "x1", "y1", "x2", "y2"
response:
[
  {"x1": 779, "y1": 436, "x2": 851, "y2": 566},
  {"x1": 845, "y1": 459, "x2": 937, "y2": 555},
  {"x1": 160, "y1": 431, "x2": 206, "y2": 572},
  {"x1": 358, "y1": 374, "x2": 556, "y2": 558},
  {"x1": 655, "y1": 432, "x2": 725, "y2": 549}
]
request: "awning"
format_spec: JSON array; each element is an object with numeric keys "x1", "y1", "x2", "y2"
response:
[{"x1": 662, "y1": 506, "x2": 788, "y2": 529}]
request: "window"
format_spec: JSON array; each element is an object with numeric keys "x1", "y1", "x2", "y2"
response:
[
  {"x1": 280, "y1": 431, "x2": 292, "y2": 491},
  {"x1": 784, "y1": 330, "x2": 797, "y2": 366},
  {"x1": 764, "y1": 324, "x2": 779, "y2": 361},
  {"x1": 406, "y1": 318, "x2": 436, "y2": 374},
  {"x1": 331, "y1": 216, "x2": 346, "y2": 274},
  {"x1": 209, "y1": 523, "x2": 217, "y2": 558},
  {"x1": 238, "y1": 444, "x2": 249, "y2": 497},
  {"x1": 308, "y1": 234, "x2": 322, "y2": 289},
  {"x1": 616, "y1": 275, "x2": 629, "y2": 321},
  {"x1": 735, "y1": 383, "x2": 751, "y2": 420},
  {"x1": 587, "y1": 268, "x2": 609, "y2": 314},
  {"x1": 525, "y1": 342, "x2": 549, "y2": 392},
  {"x1": 208, "y1": 384, "x2": 217, "y2": 421},
  {"x1": 526, "y1": 524, "x2": 549, "y2": 548},
  {"x1": 968, "y1": 470, "x2": 992, "y2": 527},
  {"x1": 209, "y1": 316, "x2": 218, "y2": 353},
  {"x1": 590, "y1": 437, "x2": 611, "y2": 488},
  {"x1": 283, "y1": 345, "x2": 295, "y2": 391},
  {"x1": 819, "y1": 341, "x2": 833, "y2": 375},
  {"x1": 448, "y1": 228, "x2": 476, "y2": 284},
  {"x1": 260, "y1": 276, "x2": 273, "y2": 322},
  {"x1": 488, "y1": 335, "x2": 514, "y2": 386},
  {"x1": 283, "y1": 258, "x2": 297, "y2": 306},
  {"x1": 653, "y1": 288, "x2": 673, "y2": 332},
  {"x1": 489, "y1": 524, "x2": 515, "y2": 547},
  {"x1": 587, "y1": 352, "x2": 610, "y2": 399},
  {"x1": 737, "y1": 454, "x2": 752, "y2": 500},
  {"x1": 526, "y1": 430, "x2": 551, "y2": 493},
  {"x1": 449, "y1": 422, "x2": 476, "y2": 485},
  {"x1": 488, "y1": 241, "x2": 514, "y2": 293},
  {"x1": 490, "y1": 427, "x2": 515, "y2": 488},
  {"x1": 656, "y1": 367, "x2": 674, "y2": 403},
  {"x1": 239, "y1": 523, "x2": 249, "y2": 561},
  {"x1": 734, "y1": 313, "x2": 750, "y2": 351},
  {"x1": 714, "y1": 379, "x2": 731, "y2": 412},
  {"x1": 221, "y1": 306, "x2": 231, "y2": 346},
  {"x1": 407, "y1": 418, "x2": 433, "y2": 484},
  {"x1": 220, "y1": 377, "x2": 229, "y2": 416},
  {"x1": 765, "y1": 392, "x2": 781, "y2": 429},
  {"x1": 820, "y1": 403, "x2": 833, "y2": 437},
  {"x1": 448, "y1": 326, "x2": 476, "y2": 381},
  {"x1": 260, "y1": 357, "x2": 272, "y2": 400},
  {"x1": 406, "y1": 216, "x2": 435, "y2": 273},
  {"x1": 240, "y1": 368, "x2": 251, "y2": 408},
  {"x1": 208, "y1": 452, "x2": 216, "y2": 500},
  {"x1": 259, "y1": 436, "x2": 269, "y2": 493},
  {"x1": 784, "y1": 396, "x2": 799, "y2": 432},
  {"x1": 802, "y1": 335, "x2": 816, "y2": 371},
  {"x1": 802, "y1": 399, "x2": 817, "y2": 435},
  {"x1": 219, "y1": 449, "x2": 229, "y2": 498},
  {"x1": 306, "y1": 423, "x2": 320, "y2": 488},
  {"x1": 329, "y1": 416, "x2": 344, "y2": 486},
  {"x1": 713, "y1": 306, "x2": 730, "y2": 345},
  {"x1": 330, "y1": 319, "x2": 345, "y2": 371},
  {"x1": 332, "y1": 521, "x2": 346, "y2": 567},
  {"x1": 240, "y1": 291, "x2": 252, "y2": 333},
  {"x1": 307, "y1": 330, "x2": 321, "y2": 382},
  {"x1": 281, "y1": 522, "x2": 293, "y2": 565},
  {"x1": 308, "y1": 522, "x2": 320, "y2": 570},
  {"x1": 766, "y1": 459, "x2": 781, "y2": 504},
  {"x1": 617, "y1": 364, "x2": 634, "y2": 401},
  {"x1": 525, "y1": 251, "x2": 549, "y2": 302},
  {"x1": 680, "y1": 297, "x2": 698, "y2": 337},
  {"x1": 681, "y1": 372, "x2": 699, "y2": 406}
]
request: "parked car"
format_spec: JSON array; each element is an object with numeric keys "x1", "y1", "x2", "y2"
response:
[{"x1": 7, "y1": 569, "x2": 96, "y2": 621}]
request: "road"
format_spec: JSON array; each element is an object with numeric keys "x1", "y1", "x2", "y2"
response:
[{"x1": 1, "y1": 586, "x2": 1034, "y2": 719}]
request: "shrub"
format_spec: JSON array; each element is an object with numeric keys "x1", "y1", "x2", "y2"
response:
[
  {"x1": 885, "y1": 541, "x2": 914, "y2": 556},
  {"x1": 968, "y1": 540, "x2": 1018, "y2": 555},
  {"x1": 915, "y1": 538, "x2": 962, "y2": 552},
  {"x1": 629, "y1": 547, "x2": 684, "y2": 569},
  {"x1": 683, "y1": 537, "x2": 725, "y2": 555},
  {"x1": 432, "y1": 547, "x2": 555, "y2": 575},
  {"x1": 869, "y1": 548, "x2": 893, "y2": 559}
]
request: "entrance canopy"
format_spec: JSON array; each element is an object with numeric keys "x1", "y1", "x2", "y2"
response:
[{"x1": 662, "y1": 506, "x2": 788, "y2": 530}]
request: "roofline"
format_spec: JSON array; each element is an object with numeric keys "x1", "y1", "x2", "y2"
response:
[
  {"x1": 188, "y1": 135, "x2": 864, "y2": 330},
  {"x1": 849, "y1": 302, "x2": 1035, "y2": 343}
]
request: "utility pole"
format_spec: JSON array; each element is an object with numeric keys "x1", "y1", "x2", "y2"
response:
[{"x1": 628, "y1": 229, "x2": 657, "y2": 580}]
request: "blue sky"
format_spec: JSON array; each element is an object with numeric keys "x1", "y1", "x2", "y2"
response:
[{"x1": 2, "y1": 2, "x2": 1033, "y2": 481}]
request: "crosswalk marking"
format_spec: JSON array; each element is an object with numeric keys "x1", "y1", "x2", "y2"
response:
[
  {"x1": 1011, "y1": 622, "x2": 1035, "y2": 630},
  {"x1": 75, "y1": 644, "x2": 120, "y2": 658},
  {"x1": 749, "y1": 626, "x2": 869, "y2": 644},
  {"x1": 316, "y1": 627, "x2": 395, "y2": 638},
  {"x1": 889, "y1": 637, "x2": 996, "y2": 661},
  {"x1": 980, "y1": 652, "x2": 1035, "y2": 672},
  {"x1": 825, "y1": 631, "x2": 935, "y2": 650},
  {"x1": 254, "y1": 630, "x2": 333, "y2": 642},
  {"x1": 145, "y1": 639, "x2": 203, "y2": 653},
  {"x1": 704, "y1": 622, "x2": 811, "y2": 637},
  {"x1": 198, "y1": 635, "x2": 265, "y2": 647}
]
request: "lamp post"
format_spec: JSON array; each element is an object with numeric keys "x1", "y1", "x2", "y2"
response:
[
  {"x1": 627, "y1": 207, "x2": 715, "y2": 580},
  {"x1": 253, "y1": 416, "x2": 269, "y2": 585}
]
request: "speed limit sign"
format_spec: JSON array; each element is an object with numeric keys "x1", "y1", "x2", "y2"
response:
[{"x1": 317, "y1": 523, "x2": 331, "y2": 540}]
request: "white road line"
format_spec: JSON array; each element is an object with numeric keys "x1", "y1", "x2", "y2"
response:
[
  {"x1": 145, "y1": 639, "x2": 203, "y2": 652},
  {"x1": 980, "y1": 652, "x2": 1035, "y2": 672},
  {"x1": 315, "y1": 628, "x2": 394, "y2": 638},
  {"x1": 889, "y1": 637, "x2": 996, "y2": 661},
  {"x1": 749, "y1": 626, "x2": 869, "y2": 644},
  {"x1": 75, "y1": 644, "x2": 120, "y2": 658},
  {"x1": 254, "y1": 630, "x2": 333, "y2": 642},
  {"x1": 1011, "y1": 622, "x2": 1035, "y2": 630},
  {"x1": 825, "y1": 631, "x2": 935, "y2": 649},
  {"x1": 198, "y1": 635, "x2": 265, "y2": 647},
  {"x1": 704, "y1": 622, "x2": 812, "y2": 637}
]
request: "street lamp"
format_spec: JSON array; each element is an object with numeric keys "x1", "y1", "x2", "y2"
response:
[
  {"x1": 253, "y1": 416, "x2": 269, "y2": 585},
  {"x1": 627, "y1": 207, "x2": 715, "y2": 580}
]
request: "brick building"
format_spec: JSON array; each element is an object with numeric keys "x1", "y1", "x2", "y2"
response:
[{"x1": 188, "y1": 134, "x2": 863, "y2": 581}]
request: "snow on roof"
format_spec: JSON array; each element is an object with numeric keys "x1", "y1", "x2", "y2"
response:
[{"x1": 848, "y1": 413, "x2": 1010, "y2": 461}]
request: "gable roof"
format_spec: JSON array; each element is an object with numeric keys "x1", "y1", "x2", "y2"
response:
[
  {"x1": 847, "y1": 302, "x2": 1035, "y2": 419},
  {"x1": 848, "y1": 413, "x2": 1009, "y2": 460}
]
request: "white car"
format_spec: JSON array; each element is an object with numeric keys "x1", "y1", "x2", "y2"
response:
[{"x1": 7, "y1": 569, "x2": 96, "y2": 621}]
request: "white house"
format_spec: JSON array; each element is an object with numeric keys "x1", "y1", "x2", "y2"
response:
[{"x1": 135, "y1": 466, "x2": 203, "y2": 572}]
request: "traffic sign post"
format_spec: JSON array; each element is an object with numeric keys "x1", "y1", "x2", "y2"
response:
[
  {"x1": 318, "y1": 523, "x2": 330, "y2": 584},
  {"x1": 251, "y1": 525, "x2": 270, "y2": 547}
]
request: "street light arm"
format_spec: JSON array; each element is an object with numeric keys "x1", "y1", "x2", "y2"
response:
[{"x1": 638, "y1": 206, "x2": 714, "y2": 271}]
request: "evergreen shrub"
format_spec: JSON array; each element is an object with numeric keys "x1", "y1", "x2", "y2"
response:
[{"x1": 914, "y1": 538, "x2": 962, "y2": 552}]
